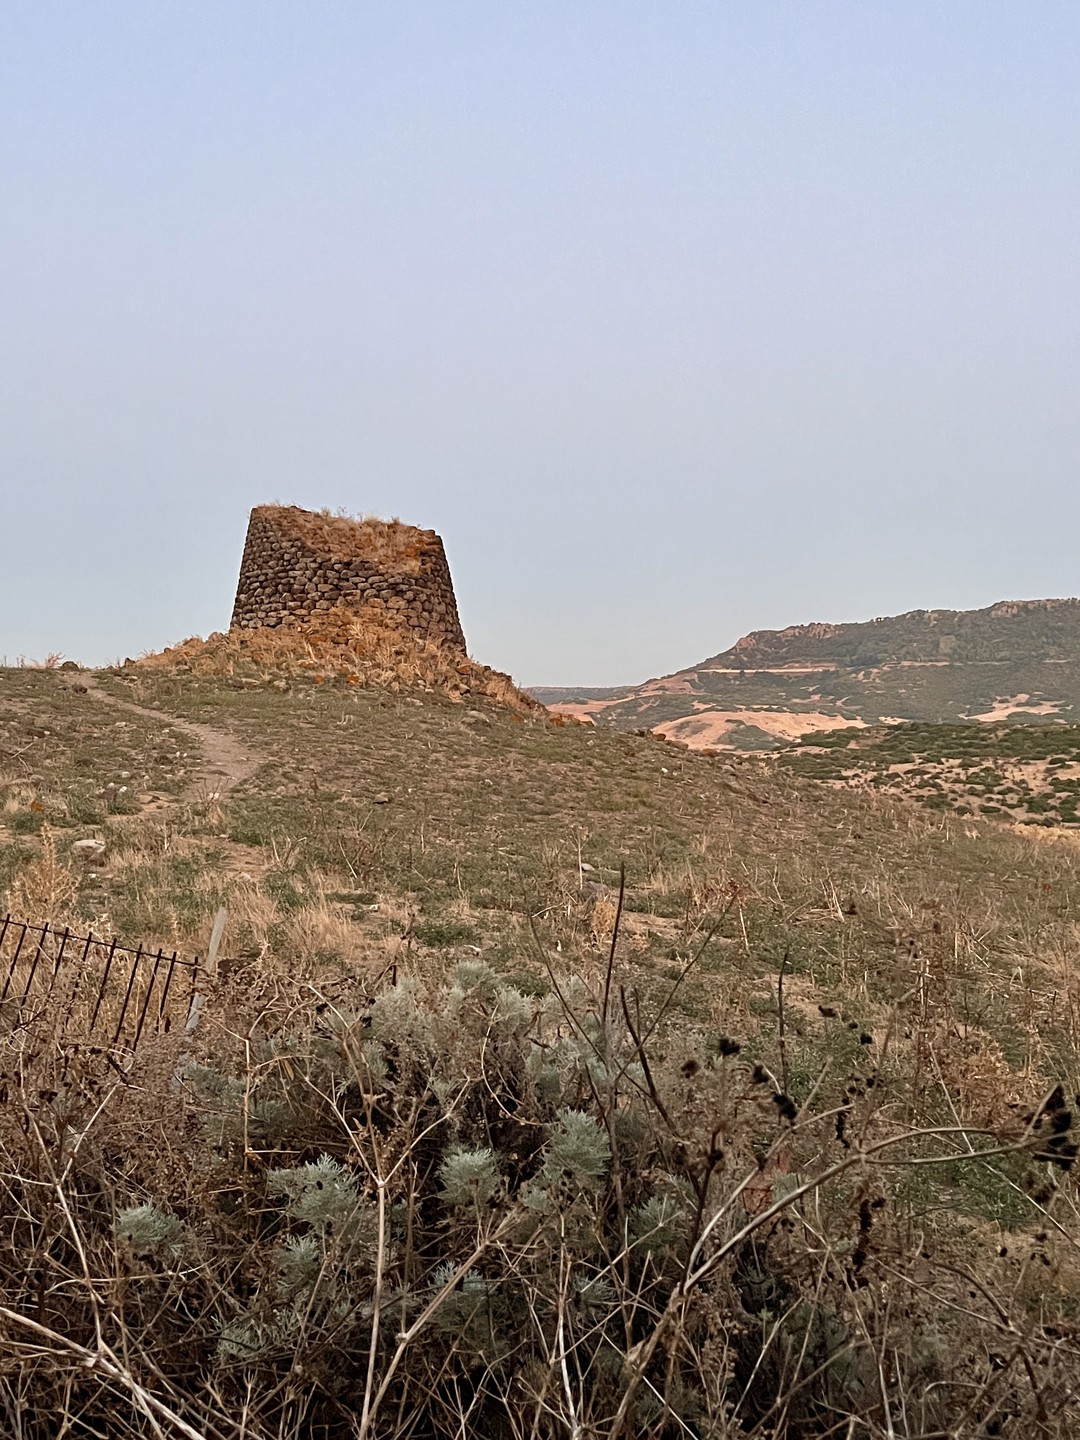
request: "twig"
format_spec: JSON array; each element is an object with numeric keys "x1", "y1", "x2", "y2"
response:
[{"x1": 0, "y1": 1308, "x2": 217, "y2": 1440}]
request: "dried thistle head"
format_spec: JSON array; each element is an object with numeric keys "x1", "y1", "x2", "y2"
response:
[{"x1": 590, "y1": 895, "x2": 618, "y2": 947}]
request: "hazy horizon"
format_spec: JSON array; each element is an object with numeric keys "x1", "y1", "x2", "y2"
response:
[
  {"x1": 3, "y1": 3, "x2": 1078, "y2": 687},
  {"x1": 8, "y1": 571, "x2": 1080, "y2": 688}
]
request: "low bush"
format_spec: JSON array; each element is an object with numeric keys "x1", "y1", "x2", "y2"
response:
[{"x1": 1, "y1": 927, "x2": 1077, "y2": 1438}]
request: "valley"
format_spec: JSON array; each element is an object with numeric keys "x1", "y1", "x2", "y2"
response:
[{"x1": 535, "y1": 598, "x2": 1080, "y2": 751}]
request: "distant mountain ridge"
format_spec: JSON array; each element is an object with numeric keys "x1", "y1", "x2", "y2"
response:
[
  {"x1": 535, "y1": 598, "x2": 1080, "y2": 750},
  {"x1": 702, "y1": 598, "x2": 1080, "y2": 670}
]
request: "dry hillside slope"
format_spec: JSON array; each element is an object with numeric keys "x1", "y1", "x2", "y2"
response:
[
  {"x1": 1, "y1": 664, "x2": 1078, "y2": 1434},
  {"x1": 536, "y1": 597, "x2": 1080, "y2": 751}
]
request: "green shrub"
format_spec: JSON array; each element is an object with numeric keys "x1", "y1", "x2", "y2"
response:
[
  {"x1": 414, "y1": 917, "x2": 479, "y2": 947},
  {"x1": 9, "y1": 811, "x2": 44, "y2": 835},
  {"x1": 1, "y1": 950, "x2": 1075, "y2": 1438}
]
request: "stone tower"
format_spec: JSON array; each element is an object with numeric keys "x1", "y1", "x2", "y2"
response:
[{"x1": 230, "y1": 505, "x2": 467, "y2": 652}]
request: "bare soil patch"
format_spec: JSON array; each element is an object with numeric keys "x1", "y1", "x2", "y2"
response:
[
  {"x1": 968, "y1": 693, "x2": 1062, "y2": 722},
  {"x1": 656, "y1": 709, "x2": 866, "y2": 748}
]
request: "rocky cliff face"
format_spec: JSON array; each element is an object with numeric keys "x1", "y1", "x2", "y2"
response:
[{"x1": 230, "y1": 505, "x2": 466, "y2": 652}]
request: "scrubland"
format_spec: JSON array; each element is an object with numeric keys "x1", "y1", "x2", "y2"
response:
[{"x1": 1, "y1": 663, "x2": 1079, "y2": 1437}]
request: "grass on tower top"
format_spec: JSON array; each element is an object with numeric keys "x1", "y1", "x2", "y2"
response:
[{"x1": 255, "y1": 502, "x2": 434, "y2": 570}]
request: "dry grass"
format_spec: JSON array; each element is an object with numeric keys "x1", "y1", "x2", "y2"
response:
[
  {"x1": 3, "y1": 665, "x2": 1080, "y2": 1433},
  {"x1": 259, "y1": 502, "x2": 432, "y2": 571},
  {"x1": 6, "y1": 825, "x2": 78, "y2": 920},
  {"x1": 129, "y1": 606, "x2": 540, "y2": 712},
  {"x1": 0, "y1": 925, "x2": 1077, "y2": 1438}
]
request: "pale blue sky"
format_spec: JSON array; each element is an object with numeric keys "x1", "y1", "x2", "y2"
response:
[{"x1": 1, "y1": 2, "x2": 1077, "y2": 684}]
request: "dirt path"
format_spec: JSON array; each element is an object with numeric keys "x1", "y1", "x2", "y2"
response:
[{"x1": 81, "y1": 674, "x2": 263, "y2": 799}]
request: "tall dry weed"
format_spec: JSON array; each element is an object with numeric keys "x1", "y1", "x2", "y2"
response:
[{"x1": 5, "y1": 825, "x2": 78, "y2": 920}]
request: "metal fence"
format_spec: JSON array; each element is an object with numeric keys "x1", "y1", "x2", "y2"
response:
[{"x1": 0, "y1": 914, "x2": 202, "y2": 1057}]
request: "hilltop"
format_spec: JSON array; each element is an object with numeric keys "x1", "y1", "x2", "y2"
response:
[
  {"x1": 702, "y1": 597, "x2": 1080, "y2": 669},
  {"x1": 535, "y1": 597, "x2": 1080, "y2": 750},
  {"x1": 127, "y1": 502, "x2": 539, "y2": 711}
]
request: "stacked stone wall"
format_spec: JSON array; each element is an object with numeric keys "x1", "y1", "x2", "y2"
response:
[{"x1": 230, "y1": 505, "x2": 467, "y2": 652}]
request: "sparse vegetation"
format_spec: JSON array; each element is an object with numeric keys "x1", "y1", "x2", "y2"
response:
[
  {"x1": 132, "y1": 608, "x2": 537, "y2": 712},
  {"x1": 783, "y1": 720, "x2": 1080, "y2": 825},
  {"x1": 538, "y1": 599, "x2": 1080, "y2": 749},
  {"x1": 2, "y1": 665, "x2": 1080, "y2": 1435},
  {"x1": 272, "y1": 502, "x2": 430, "y2": 570}
]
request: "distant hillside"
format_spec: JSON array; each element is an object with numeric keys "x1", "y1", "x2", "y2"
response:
[
  {"x1": 529, "y1": 684, "x2": 629, "y2": 706},
  {"x1": 540, "y1": 598, "x2": 1080, "y2": 749},
  {"x1": 702, "y1": 598, "x2": 1080, "y2": 669}
]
